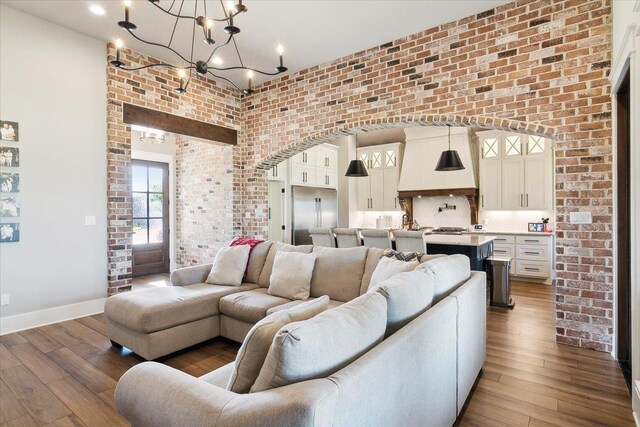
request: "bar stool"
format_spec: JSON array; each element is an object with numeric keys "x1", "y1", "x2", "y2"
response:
[
  {"x1": 393, "y1": 230, "x2": 426, "y2": 253},
  {"x1": 308, "y1": 227, "x2": 336, "y2": 247},
  {"x1": 333, "y1": 228, "x2": 361, "y2": 248},
  {"x1": 361, "y1": 229, "x2": 392, "y2": 249}
]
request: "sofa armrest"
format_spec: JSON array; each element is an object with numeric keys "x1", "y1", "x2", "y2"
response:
[
  {"x1": 448, "y1": 271, "x2": 487, "y2": 415},
  {"x1": 116, "y1": 362, "x2": 340, "y2": 427},
  {"x1": 115, "y1": 362, "x2": 235, "y2": 427},
  {"x1": 170, "y1": 264, "x2": 212, "y2": 286}
]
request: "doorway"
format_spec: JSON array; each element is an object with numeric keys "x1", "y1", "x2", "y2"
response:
[
  {"x1": 616, "y1": 68, "x2": 631, "y2": 390},
  {"x1": 132, "y1": 159, "x2": 170, "y2": 277},
  {"x1": 268, "y1": 180, "x2": 286, "y2": 242}
]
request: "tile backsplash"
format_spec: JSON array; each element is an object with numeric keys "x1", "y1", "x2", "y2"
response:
[{"x1": 412, "y1": 196, "x2": 554, "y2": 232}]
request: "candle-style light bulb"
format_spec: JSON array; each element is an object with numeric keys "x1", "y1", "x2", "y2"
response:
[
  {"x1": 277, "y1": 44, "x2": 284, "y2": 67},
  {"x1": 123, "y1": 0, "x2": 131, "y2": 22},
  {"x1": 227, "y1": 1, "x2": 235, "y2": 25},
  {"x1": 247, "y1": 70, "x2": 254, "y2": 90},
  {"x1": 211, "y1": 56, "x2": 223, "y2": 66},
  {"x1": 115, "y1": 39, "x2": 123, "y2": 62},
  {"x1": 177, "y1": 69, "x2": 187, "y2": 92},
  {"x1": 206, "y1": 19, "x2": 213, "y2": 41}
]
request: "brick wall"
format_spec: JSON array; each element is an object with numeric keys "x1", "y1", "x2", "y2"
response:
[
  {"x1": 106, "y1": 46, "x2": 241, "y2": 294},
  {"x1": 175, "y1": 136, "x2": 234, "y2": 267},
  {"x1": 239, "y1": 0, "x2": 613, "y2": 351}
]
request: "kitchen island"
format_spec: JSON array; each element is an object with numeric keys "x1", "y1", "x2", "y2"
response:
[{"x1": 424, "y1": 234, "x2": 496, "y2": 271}]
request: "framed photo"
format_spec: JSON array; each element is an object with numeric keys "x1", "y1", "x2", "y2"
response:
[
  {"x1": 0, "y1": 197, "x2": 19, "y2": 217},
  {"x1": 0, "y1": 120, "x2": 19, "y2": 142},
  {"x1": 0, "y1": 223, "x2": 19, "y2": 243},
  {"x1": 0, "y1": 173, "x2": 19, "y2": 193},
  {"x1": 0, "y1": 147, "x2": 19, "y2": 167},
  {"x1": 528, "y1": 222, "x2": 545, "y2": 232}
]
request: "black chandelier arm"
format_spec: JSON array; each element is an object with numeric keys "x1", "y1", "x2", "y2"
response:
[
  {"x1": 114, "y1": 63, "x2": 194, "y2": 72},
  {"x1": 205, "y1": 33, "x2": 234, "y2": 63},
  {"x1": 206, "y1": 70, "x2": 244, "y2": 92},
  {"x1": 232, "y1": 37, "x2": 245, "y2": 68},
  {"x1": 125, "y1": 27, "x2": 193, "y2": 66},
  {"x1": 208, "y1": 65, "x2": 284, "y2": 76},
  {"x1": 150, "y1": 0, "x2": 235, "y2": 23}
]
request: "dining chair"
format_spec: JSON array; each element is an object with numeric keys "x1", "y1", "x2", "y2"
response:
[
  {"x1": 361, "y1": 229, "x2": 392, "y2": 249},
  {"x1": 308, "y1": 227, "x2": 336, "y2": 247},
  {"x1": 393, "y1": 230, "x2": 426, "y2": 253},
  {"x1": 333, "y1": 228, "x2": 362, "y2": 248}
]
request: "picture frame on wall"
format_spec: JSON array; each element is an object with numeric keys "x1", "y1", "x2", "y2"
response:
[
  {"x1": 0, "y1": 147, "x2": 19, "y2": 167},
  {"x1": 0, "y1": 223, "x2": 19, "y2": 243},
  {"x1": 0, "y1": 120, "x2": 19, "y2": 142},
  {"x1": 0, "y1": 173, "x2": 19, "y2": 193},
  {"x1": 0, "y1": 197, "x2": 19, "y2": 217}
]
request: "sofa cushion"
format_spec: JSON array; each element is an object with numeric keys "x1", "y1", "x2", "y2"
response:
[
  {"x1": 268, "y1": 251, "x2": 316, "y2": 300},
  {"x1": 199, "y1": 362, "x2": 235, "y2": 388},
  {"x1": 227, "y1": 296, "x2": 329, "y2": 394},
  {"x1": 219, "y1": 288, "x2": 292, "y2": 324},
  {"x1": 368, "y1": 256, "x2": 419, "y2": 290},
  {"x1": 310, "y1": 246, "x2": 368, "y2": 302},
  {"x1": 206, "y1": 245, "x2": 251, "y2": 286},
  {"x1": 265, "y1": 298, "x2": 344, "y2": 315},
  {"x1": 245, "y1": 241, "x2": 273, "y2": 284},
  {"x1": 415, "y1": 254, "x2": 470, "y2": 303},
  {"x1": 373, "y1": 270, "x2": 436, "y2": 337},
  {"x1": 250, "y1": 292, "x2": 387, "y2": 392},
  {"x1": 359, "y1": 247, "x2": 385, "y2": 294},
  {"x1": 105, "y1": 283, "x2": 257, "y2": 333},
  {"x1": 258, "y1": 242, "x2": 313, "y2": 288}
]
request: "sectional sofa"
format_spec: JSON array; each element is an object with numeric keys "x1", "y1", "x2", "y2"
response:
[{"x1": 107, "y1": 241, "x2": 487, "y2": 426}]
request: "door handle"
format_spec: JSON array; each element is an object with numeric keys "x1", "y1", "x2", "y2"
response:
[
  {"x1": 526, "y1": 193, "x2": 529, "y2": 207},
  {"x1": 481, "y1": 195, "x2": 484, "y2": 207},
  {"x1": 524, "y1": 267, "x2": 540, "y2": 272},
  {"x1": 268, "y1": 207, "x2": 271, "y2": 220},
  {"x1": 524, "y1": 251, "x2": 540, "y2": 255},
  {"x1": 520, "y1": 194, "x2": 523, "y2": 207}
]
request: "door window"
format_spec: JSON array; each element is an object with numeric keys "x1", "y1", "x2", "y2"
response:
[{"x1": 132, "y1": 164, "x2": 165, "y2": 245}]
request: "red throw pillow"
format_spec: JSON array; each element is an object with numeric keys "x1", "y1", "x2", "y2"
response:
[{"x1": 230, "y1": 237, "x2": 265, "y2": 278}]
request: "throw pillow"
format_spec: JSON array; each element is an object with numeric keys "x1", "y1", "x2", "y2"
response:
[
  {"x1": 268, "y1": 251, "x2": 316, "y2": 300},
  {"x1": 230, "y1": 237, "x2": 265, "y2": 278},
  {"x1": 250, "y1": 292, "x2": 387, "y2": 393},
  {"x1": 205, "y1": 245, "x2": 251, "y2": 286},
  {"x1": 383, "y1": 249, "x2": 424, "y2": 262},
  {"x1": 368, "y1": 256, "x2": 419, "y2": 291},
  {"x1": 227, "y1": 296, "x2": 329, "y2": 394},
  {"x1": 375, "y1": 270, "x2": 435, "y2": 337},
  {"x1": 415, "y1": 254, "x2": 471, "y2": 303}
]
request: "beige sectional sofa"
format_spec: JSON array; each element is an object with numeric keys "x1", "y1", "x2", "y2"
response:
[{"x1": 108, "y1": 241, "x2": 487, "y2": 426}]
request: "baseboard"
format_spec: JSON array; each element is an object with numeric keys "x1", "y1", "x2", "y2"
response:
[
  {"x1": 634, "y1": 411, "x2": 639, "y2": 427},
  {"x1": 0, "y1": 298, "x2": 106, "y2": 335}
]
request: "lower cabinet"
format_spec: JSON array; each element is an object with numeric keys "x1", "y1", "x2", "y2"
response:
[{"x1": 489, "y1": 234, "x2": 554, "y2": 284}]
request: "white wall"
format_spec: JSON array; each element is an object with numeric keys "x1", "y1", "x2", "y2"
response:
[
  {"x1": 0, "y1": 6, "x2": 108, "y2": 325},
  {"x1": 611, "y1": 0, "x2": 640, "y2": 420}
]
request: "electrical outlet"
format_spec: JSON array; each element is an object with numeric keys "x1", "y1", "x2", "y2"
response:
[
  {"x1": 85, "y1": 215, "x2": 97, "y2": 226},
  {"x1": 1, "y1": 294, "x2": 9, "y2": 306}
]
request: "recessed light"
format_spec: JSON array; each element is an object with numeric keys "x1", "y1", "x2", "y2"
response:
[
  {"x1": 89, "y1": 4, "x2": 106, "y2": 15},
  {"x1": 211, "y1": 56, "x2": 223, "y2": 66}
]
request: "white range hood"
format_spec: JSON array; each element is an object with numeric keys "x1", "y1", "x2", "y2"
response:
[{"x1": 398, "y1": 126, "x2": 478, "y2": 194}]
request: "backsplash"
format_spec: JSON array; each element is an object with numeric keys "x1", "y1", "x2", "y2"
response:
[
  {"x1": 413, "y1": 196, "x2": 554, "y2": 232},
  {"x1": 353, "y1": 211, "x2": 405, "y2": 229}
]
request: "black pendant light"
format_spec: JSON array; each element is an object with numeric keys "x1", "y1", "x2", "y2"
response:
[
  {"x1": 435, "y1": 124, "x2": 465, "y2": 171},
  {"x1": 345, "y1": 134, "x2": 368, "y2": 177}
]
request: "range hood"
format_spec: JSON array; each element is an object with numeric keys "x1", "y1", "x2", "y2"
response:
[{"x1": 398, "y1": 126, "x2": 478, "y2": 197}]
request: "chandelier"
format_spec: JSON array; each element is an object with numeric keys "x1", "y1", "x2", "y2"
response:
[{"x1": 110, "y1": 0, "x2": 288, "y2": 95}]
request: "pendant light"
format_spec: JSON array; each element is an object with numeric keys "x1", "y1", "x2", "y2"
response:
[
  {"x1": 435, "y1": 124, "x2": 465, "y2": 171},
  {"x1": 345, "y1": 133, "x2": 368, "y2": 177}
]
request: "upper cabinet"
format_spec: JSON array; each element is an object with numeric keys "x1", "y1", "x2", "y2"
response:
[
  {"x1": 477, "y1": 131, "x2": 553, "y2": 211},
  {"x1": 357, "y1": 143, "x2": 403, "y2": 211},
  {"x1": 290, "y1": 144, "x2": 338, "y2": 189}
]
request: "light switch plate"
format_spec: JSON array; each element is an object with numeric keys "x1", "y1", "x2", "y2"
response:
[
  {"x1": 569, "y1": 211, "x2": 592, "y2": 224},
  {"x1": 85, "y1": 215, "x2": 96, "y2": 226},
  {"x1": 1, "y1": 294, "x2": 9, "y2": 306}
]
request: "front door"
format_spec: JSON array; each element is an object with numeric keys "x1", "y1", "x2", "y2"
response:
[{"x1": 132, "y1": 160, "x2": 170, "y2": 277}]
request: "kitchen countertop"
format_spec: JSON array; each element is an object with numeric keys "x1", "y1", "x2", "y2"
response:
[
  {"x1": 463, "y1": 230, "x2": 555, "y2": 237},
  {"x1": 424, "y1": 234, "x2": 496, "y2": 247}
]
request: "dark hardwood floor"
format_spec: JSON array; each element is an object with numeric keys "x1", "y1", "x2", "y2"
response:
[{"x1": 0, "y1": 278, "x2": 633, "y2": 426}]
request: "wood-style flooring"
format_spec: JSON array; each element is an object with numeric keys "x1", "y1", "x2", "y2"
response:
[{"x1": 0, "y1": 278, "x2": 633, "y2": 426}]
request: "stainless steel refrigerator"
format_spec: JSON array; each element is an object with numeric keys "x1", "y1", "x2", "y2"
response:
[{"x1": 292, "y1": 186, "x2": 337, "y2": 245}]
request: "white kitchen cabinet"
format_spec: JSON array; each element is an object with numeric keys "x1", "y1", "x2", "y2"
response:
[
  {"x1": 267, "y1": 162, "x2": 286, "y2": 182},
  {"x1": 357, "y1": 143, "x2": 403, "y2": 211},
  {"x1": 487, "y1": 233, "x2": 554, "y2": 284},
  {"x1": 290, "y1": 144, "x2": 337, "y2": 188},
  {"x1": 478, "y1": 131, "x2": 553, "y2": 211}
]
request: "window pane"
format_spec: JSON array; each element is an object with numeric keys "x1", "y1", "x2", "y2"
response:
[
  {"x1": 149, "y1": 219, "x2": 163, "y2": 243},
  {"x1": 149, "y1": 168, "x2": 163, "y2": 192},
  {"x1": 133, "y1": 193, "x2": 148, "y2": 218},
  {"x1": 505, "y1": 135, "x2": 521, "y2": 156},
  {"x1": 149, "y1": 193, "x2": 163, "y2": 217},
  {"x1": 133, "y1": 219, "x2": 148, "y2": 244},
  {"x1": 482, "y1": 138, "x2": 498, "y2": 158},
  {"x1": 132, "y1": 166, "x2": 147, "y2": 192}
]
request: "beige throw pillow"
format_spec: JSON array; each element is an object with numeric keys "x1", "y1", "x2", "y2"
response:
[
  {"x1": 227, "y1": 296, "x2": 329, "y2": 394},
  {"x1": 250, "y1": 292, "x2": 387, "y2": 393},
  {"x1": 268, "y1": 251, "x2": 316, "y2": 300},
  {"x1": 206, "y1": 245, "x2": 251, "y2": 286},
  {"x1": 368, "y1": 256, "x2": 419, "y2": 291}
]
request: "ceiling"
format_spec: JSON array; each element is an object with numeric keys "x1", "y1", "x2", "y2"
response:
[{"x1": 1, "y1": 0, "x2": 509, "y2": 90}]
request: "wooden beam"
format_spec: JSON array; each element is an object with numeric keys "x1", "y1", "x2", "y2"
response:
[
  {"x1": 398, "y1": 188, "x2": 478, "y2": 198},
  {"x1": 122, "y1": 104, "x2": 237, "y2": 146}
]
